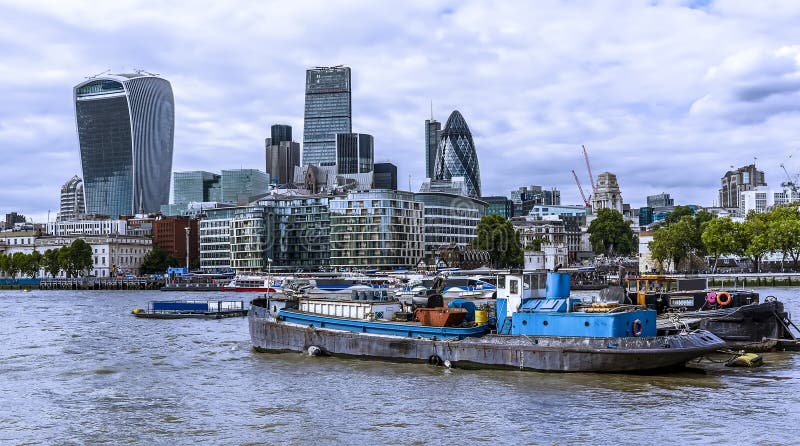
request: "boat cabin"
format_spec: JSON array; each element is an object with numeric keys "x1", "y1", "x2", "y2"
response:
[{"x1": 496, "y1": 272, "x2": 657, "y2": 338}]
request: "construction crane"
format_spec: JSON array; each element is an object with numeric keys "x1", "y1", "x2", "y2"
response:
[
  {"x1": 582, "y1": 145, "x2": 596, "y2": 195},
  {"x1": 571, "y1": 169, "x2": 591, "y2": 207},
  {"x1": 780, "y1": 163, "x2": 798, "y2": 194}
]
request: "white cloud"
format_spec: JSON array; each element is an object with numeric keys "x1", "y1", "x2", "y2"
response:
[{"x1": 1, "y1": 0, "x2": 800, "y2": 220}]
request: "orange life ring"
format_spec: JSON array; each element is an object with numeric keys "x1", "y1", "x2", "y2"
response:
[
  {"x1": 632, "y1": 319, "x2": 643, "y2": 337},
  {"x1": 716, "y1": 292, "x2": 732, "y2": 306}
]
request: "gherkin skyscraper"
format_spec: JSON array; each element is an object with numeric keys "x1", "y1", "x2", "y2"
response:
[{"x1": 433, "y1": 110, "x2": 481, "y2": 198}]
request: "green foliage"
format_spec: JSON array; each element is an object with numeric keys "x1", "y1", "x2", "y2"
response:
[
  {"x1": 649, "y1": 208, "x2": 719, "y2": 271},
  {"x1": 471, "y1": 215, "x2": 523, "y2": 268},
  {"x1": 664, "y1": 205, "x2": 695, "y2": 225},
  {"x1": 140, "y1": 246, "x2": 180, "y2": 275},
  {"x1": 43, "y1": 249, "x2": 61, "y2": 278},
  {"x1": 587, "y1": 209, "x2": 636, "y2": 256},
  {"x1": 741, "y1": 211, "x2": 772, "y2": 272},
  {"x1": 701, "y1": 217, "x2": 744, "y2": 271},
  {"x1": 58, "y1": 239, "x2": 94, "y2": 277},
  {"x1": 767, "y1": 205, "x2": 800, "y2": 268},
  {"x1": 649, "y1": 216, "x2": 697, "y2": 271}
]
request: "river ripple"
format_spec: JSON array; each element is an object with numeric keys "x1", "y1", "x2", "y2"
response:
[{"x1": 0, "y1": 288, "x2": 798, "y2": 445}]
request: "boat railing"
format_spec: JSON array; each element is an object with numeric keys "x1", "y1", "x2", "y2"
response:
[{"x1": 147, "y1": 300, "x2": 245, "y2": 313}]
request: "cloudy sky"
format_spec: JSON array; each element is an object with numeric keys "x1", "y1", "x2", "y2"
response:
[{"x1": 2, "y1": 0, "x2": 800, "y2": 222}]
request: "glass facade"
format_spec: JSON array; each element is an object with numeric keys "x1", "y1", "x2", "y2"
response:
[
  {"x1": 303, "y1": 66, "x2": 352, "y2": 166},
  {"x1": 230, "y1": 207, "x2": 268, "y2": 272},
  {"x1": 329, "y1": 191, "x2": 424, "y2": 269},
  {"x1": 425, "y1": 119, "x2": 441, "y2": 179},
  {"x1": 173, "y1": 171, "x2": 221, "y2": 204},
  {"x1": 336, "y1": 133, "x2": 373, "y2": 174},
  {"x1": 482, "y1": 196, "x2": 513, "y2": 218},
  {"x1": 434, "y1": 110, "x2": 481, "y2": 198},
  {"x1": 199, "y1": 207, "x2": 236, "y2": 272},
  {"x1": 257, "y1": 195, "x2": 331, "y2": 269},
  {"x1": 270, "y1": 124, "x2": 292, "y2": 145},
  {"x1": 414, "y1": 192, "x2": 486, "y2": 254},
  {"x1": 221, "y1": 169, "x2": 269, "y2": 204},
  {"x1": 373, "y1": 163, "x2": 397, "y2": 190},
  {"x1": 75, "y1": 74, "x2": 174, "y2": 217}
]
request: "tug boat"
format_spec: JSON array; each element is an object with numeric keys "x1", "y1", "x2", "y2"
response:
[{"x1": 249, "y1": 271, "x2": 725, "y2": 372}]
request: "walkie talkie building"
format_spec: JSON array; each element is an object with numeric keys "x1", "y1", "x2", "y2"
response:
[
  {"x1": 74, "y1": 72, "x2": 174, "y2": 217},
  {"x1": 434, "y1": 110, "x2": 481, "y2": 198}
]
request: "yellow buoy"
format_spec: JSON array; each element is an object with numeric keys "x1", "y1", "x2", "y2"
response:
[
  {"x1": 131, "y1": 308, "x2": 145, "y2": 314},
  {"x1": 474, "y1": 310, "x2": 488, "y2": 325}
]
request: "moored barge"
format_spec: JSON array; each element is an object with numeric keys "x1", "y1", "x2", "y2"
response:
[{"x1": 250, "y1": 272, "x2": 725, "y2": 372}]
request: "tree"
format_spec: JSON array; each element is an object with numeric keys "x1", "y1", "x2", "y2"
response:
[
  {"x1": 58, "y1": 239, "x2": 93, "y2": 277},
  {"x1": 0, "y1": 255, "x2": 9, "y2": 277},
  {"x1": 43, "y1": 249, "x2": 61, "y2": 278},
  {"x1": 7, "y1": 253, "x2": 25, "y2": 278},
  {"x1": 140, "y1": 246, "x2": 180, "y2": 275},
  {"x1": 69, "y1": 239, "x2": 93, "y2": 276},
  {"x1": 701, "y1": 217, "x2": 743, "y2": 272},
  {"x1": 664, "y1": 205, "x2": 695, "y2": 225},
  {"x1": 765, "y1": 204, "x2": 800, "y2": 270},
  {"x1": 587, "y1": 208, "x2": 636, "y2": 256},
  {"x1": 649, "y1": 216, "x2": 697, "y2": 271},
  {"x1": 471, "y1": 215, "x2": 523, "y2": 268},
  {"x1": 741, "y1": 211, "x2": 771, "y2": 272},
  {"x1": 22, "y1": 251, "x2": 42, "y2": 278}
]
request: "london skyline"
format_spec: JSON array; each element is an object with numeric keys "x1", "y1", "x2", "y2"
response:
[{"x1": 2, "y1": 1, "x2": 800, "y2": 222}]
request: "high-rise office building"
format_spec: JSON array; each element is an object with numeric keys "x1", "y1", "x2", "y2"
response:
[
  {"x1": 58, "y1": 175, "x2": 86, "y2": 221},
  {"x1": 74, "y1": 72, "x2": 174, "y2": 217},
  {"x1": 221, "y1": 169, "x2": 269, "y2": 204},
  {"x1": 303, "y1": 66, "x2": 352, "y2": 166},
  {"x1": 270, "y1": 124, "x2": 292, "y2": 146},
  {"x1": 336, "y1": 133, "x2": 374, "y2": 175},
  {"x1": 374, "y1": 163, "x2": 398, "y2": 190},
  {"x1": 719, "y1": 164, "x2": 766, "y2": 209},
  {"x1": 647, "y1": 193, "x2": 674, "y2": 208},
  {"x1": 173, "y1": 171, "x2": 221, "y2": 204},
  {"x1": 434, "y1": 110, "x2": 481, "y2": 198},
  {"x1": 425, "y1": 118, "x2": 441, "y2": 179},
  {"x1": 265, "y1": 124, "x2": 301, "y2": 186}
]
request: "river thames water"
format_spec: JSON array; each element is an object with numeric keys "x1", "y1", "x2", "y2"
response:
[{"x1": 1, "y1": 287, "x2": 799, "y2": 445}]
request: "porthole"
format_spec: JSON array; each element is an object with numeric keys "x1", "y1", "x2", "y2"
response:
[{"x1": 543, "y1": 320, "x2": 548, "y2": 326}]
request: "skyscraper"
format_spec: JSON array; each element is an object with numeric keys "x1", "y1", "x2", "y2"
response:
[
  {"x1": 58, "y1": 175, "x2": 86, "y2": 221},
  {"x1": 434, "y1": 110, "x2": 481, "y2": 198},
  {"x1": 74, "y1": 72, "x2": 174, "y2": 217},
  {"x1": 425, "y1": 118, "x2": 441, "y2": 179},
  {"x1": 270, "y1": 124, "x2": 292, "y2": 146},
  {"x1": 719, "y1": 164, "x2": 766, "y2": 209},
  {"x1": 265, "y1": 124, "x2": 300, "y2": 186},
  {"x1": 374, "y1": 163, "x2": 398, "y2": 190},
  {"x1": 335, "y1": 133, "x2": 374, "y2": 174},
  {"x1": 303, "y1": 66, "x2": 352, "y2": 166}
]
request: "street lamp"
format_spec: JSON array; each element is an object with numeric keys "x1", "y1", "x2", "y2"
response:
[{"x1": 184, "y1": 226, "x2": 190, "y2": 272}]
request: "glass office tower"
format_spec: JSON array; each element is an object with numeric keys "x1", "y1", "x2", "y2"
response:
[
  {"x1": 434, "y1": 110, "x2": 481, "y2": 198},
  {"x1": 425, "y1": 118, "x2": 441, "y2": 179},
  {"x1": 335, "y1": 133, "x2": 373, "y2": 174},
  {"x1": 303, "y1": 66, "x2": 352, "y2": 166},
  {"x1": 74, "y1": 73, "x2": 174, "y2": 217}
]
